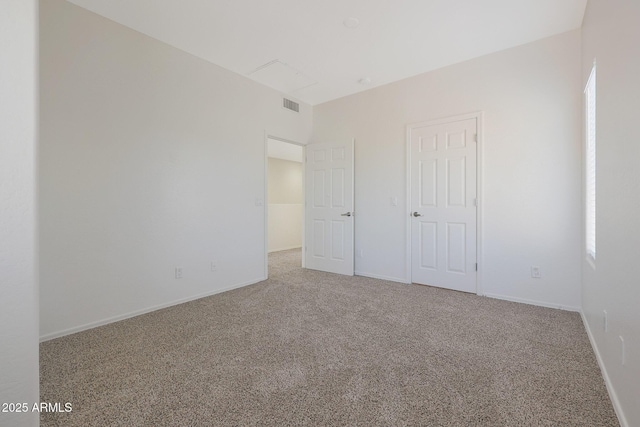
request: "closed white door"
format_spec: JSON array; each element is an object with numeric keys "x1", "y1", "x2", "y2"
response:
[
  {"x1": 305, "y1": 140, "x2": 354, "y2": 276},
  {"x1": 409, "y1": 118, "x2": 477, "y2": 293}
]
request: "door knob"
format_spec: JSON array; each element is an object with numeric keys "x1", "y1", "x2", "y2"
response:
[
  {"x1": 341, "y1": 212, "x2": 352, "y2": 217},
  {"x1": 412, "y1": 212, "x2": 422, "y2": 217}
]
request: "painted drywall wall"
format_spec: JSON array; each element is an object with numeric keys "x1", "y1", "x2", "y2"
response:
[
  {"x1": 268, "y1": 204, "x2": 303, "y2": 252},
  {"x1": 39, "y1": 0, "x2": 312, "y2": 339},
  {"x1": 314, "y1": 30, "x2": 583, "y2": 309},
  {"x1": 0, "y1": 0, "x2": 39, "y2": 425},
  {"x1": 268, "y1": 158, "x2": 303, "y2": 204},
  {"x1": 581, "y1": 1, "x2": 640, "y2": 425},
  {"x1": 267, "y1": 157, "x2": 303, "y2": 252}
]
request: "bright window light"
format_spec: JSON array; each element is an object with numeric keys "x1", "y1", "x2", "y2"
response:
[{"x1": 585, "y1": 64, "x2": 596, "y2": 261}]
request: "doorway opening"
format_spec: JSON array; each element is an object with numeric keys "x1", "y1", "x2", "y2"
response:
[{"x1": 265, "y1": 136, "x2": 305, "y2": 278}]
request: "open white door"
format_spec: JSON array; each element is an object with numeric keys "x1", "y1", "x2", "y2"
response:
[{"x1": 305, "y1": 140, "x2": 354, "y2": 275}]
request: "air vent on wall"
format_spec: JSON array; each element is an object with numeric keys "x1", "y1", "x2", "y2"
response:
[{"x1": 283, "y1": 98, "x2": 299, "y2": 113}]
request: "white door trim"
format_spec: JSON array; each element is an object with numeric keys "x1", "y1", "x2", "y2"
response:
[
  {"x1": 263, "y1": 132, "x2": 306, "y2": 279},
  {"x1": 405, "y1": 111, "x2": 484, "y2": 296}
]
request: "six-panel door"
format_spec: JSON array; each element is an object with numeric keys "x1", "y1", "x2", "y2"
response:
[
  {"x1": 305, "y1": 140, "x2": 355, "y2": 276},
  {"x1": 410, "y1": 118, "x2": 477, "y2": 293}
]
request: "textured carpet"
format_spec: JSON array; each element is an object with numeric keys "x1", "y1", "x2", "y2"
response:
[{"x1": 40, "y1": 249, "x2": 618, "y2": 426}]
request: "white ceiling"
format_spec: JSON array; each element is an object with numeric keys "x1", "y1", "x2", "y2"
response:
[
  {"x1": 267, "y1": 139, "x2": 303, "y2": 163},
  {"x1": 66, "y1": 0, "x2": 587, "y2": 106}
]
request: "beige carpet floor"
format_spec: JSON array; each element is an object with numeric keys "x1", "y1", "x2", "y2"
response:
[{"x1": 40, "y1": 249, "x2": 618, "y2": 426}]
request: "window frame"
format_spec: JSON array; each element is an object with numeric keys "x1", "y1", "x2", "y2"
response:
[{"x1": 584, "y1": 63, "x2": 597, "y2": 265}]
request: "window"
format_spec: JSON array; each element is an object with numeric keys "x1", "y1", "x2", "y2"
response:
[{"x1": 585, "y1": 64, "x2": 596, "y2": 261}]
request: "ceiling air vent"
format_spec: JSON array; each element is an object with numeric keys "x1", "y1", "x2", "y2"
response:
[{"x1": 283, "y1": 98, "x2": 299, "y2": 113}]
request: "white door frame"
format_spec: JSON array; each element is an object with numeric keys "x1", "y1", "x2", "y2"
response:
[
  {"x1": 405, "y1": 111, "x2": 484, "y2": 296},
  {"x1": 263, "y1": 132, "x2": 306, "y2": 279}
]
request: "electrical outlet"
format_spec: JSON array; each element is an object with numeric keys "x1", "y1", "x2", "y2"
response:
[
  {"x1": 603, "y1": 310, "x2": 608, "y2": 332},
  {"x1": 619, "y1": 336, "x2": 626, "y2": 366},
  {"x1": 358, "y1": 249, "x2": 363, "y2": 258},
  {"x1": 211, "y1": 261, "x2": 217, "y2": 272},
  {"x1": 390, "y1": 197, "x2": 398, "y2": 206},
  {"x1": 175, "y1": 267, "x2": 183, "y2": 279},
  {"x1": 531, "y1": 266, "x2": 541, "y2": 278}
]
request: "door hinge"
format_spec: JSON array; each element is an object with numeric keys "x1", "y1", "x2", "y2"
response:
[
  {"x1": 474, "y1": 134, "x2": 478, "y2": 143},
  {"x1": 473, "y1": 198, "x2": 477, "y2": 206},
  {"x1": 475, "y1": 263, "x2": 478, "y2": 271}
]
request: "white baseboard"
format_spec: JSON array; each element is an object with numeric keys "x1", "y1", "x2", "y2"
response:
[
  {"x1": 354, "y1": 271, "x2": 410, "y2": 284},
  {"x1": 482, "y1": 292, "x2": 581, "y2": 312},
  {"x1": 268, "y1": 245, "x2": 302, "y2": 253},
  {"x1": 39, "y1": 277, "x2": 266, "y2": 342},
  {"x1": 580, "y1": 311, "x2": 629, "y2": 427}
]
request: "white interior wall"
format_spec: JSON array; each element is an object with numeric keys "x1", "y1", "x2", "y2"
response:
[
  {"x1": 267, "y1": 157, "x2": 303, "y2": 252},
  {"x1": 39, "y1": 0, "x2": 312, "y2": 339},
  {"x1": 267, "y1": 138, "x2": 304, "y2": 163},
  {"x1": 581, "y1": 1, "x2": 640, "y2": 425},
  {"x1": 29, "y1": 0, "x2": 638, "y2": 422},
  {"x1": 0, "y1": 0, "x2": 39, "y2": 425},
  {"x1": 313, "y1": 30, "x2": 583, "y2": 309}
]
